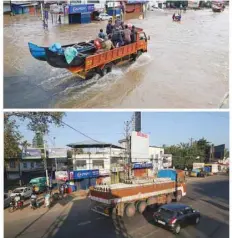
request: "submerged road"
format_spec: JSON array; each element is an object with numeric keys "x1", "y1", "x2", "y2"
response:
[
  {"x1": 4, "y1": 8, "x2": 229, "y2": 109},
  {"x1": 4, "y1": 175, "x2": 229, "y2": 238}
]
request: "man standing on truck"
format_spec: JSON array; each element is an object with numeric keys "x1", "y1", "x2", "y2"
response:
[
  {"x1": 123, "y1": 25, "x2": 131, "y2": 44},
  {"x1": 106, "y1": 20, "x2": 113, "y2": 35},
  {"x1": 131, "y1": 25, "x2": 137, "y2": 43}
]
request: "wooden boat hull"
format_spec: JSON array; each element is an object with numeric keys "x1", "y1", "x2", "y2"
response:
[{"x1": 28, "y1": 42, "x2": 47, "y2": 61}]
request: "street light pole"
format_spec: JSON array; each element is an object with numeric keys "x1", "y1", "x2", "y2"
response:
[{"x1": 44, "y1": 141, "x2": 49, "y2": 187}]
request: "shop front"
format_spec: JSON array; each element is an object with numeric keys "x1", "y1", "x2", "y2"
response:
[
  {"x1": 69, "y1": 169, "x2": 99, "y2": 190},
  {"x1": 132, "y1": 162, "x2": 153, "y2": 178},
  {"x1": 68, "y1": 4, "x2": 95, "y2": 24},
  {"x1": 124, "y1": 0, "x2": 148, "y2": 20}
]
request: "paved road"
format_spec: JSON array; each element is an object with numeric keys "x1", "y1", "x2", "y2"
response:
[{"x1": 4, "y1": 175, "x2": 229, "y2": 238}]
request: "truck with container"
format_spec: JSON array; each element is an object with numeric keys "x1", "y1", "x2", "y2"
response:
[{"x1": 89, "y1": 169, "x2": 186, "y2": 217}]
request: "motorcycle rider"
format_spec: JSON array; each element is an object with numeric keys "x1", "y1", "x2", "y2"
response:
[
  {"x1": 59, "y1": 184, "x2": 65, "y2": 199},
  {"x1": 30, "y1": 191, "x2": 38, "y2": 209}
]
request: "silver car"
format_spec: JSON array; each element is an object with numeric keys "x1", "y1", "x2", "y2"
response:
[{"x1": 4, "y1": 193, "x2": 11, "y2": 208}]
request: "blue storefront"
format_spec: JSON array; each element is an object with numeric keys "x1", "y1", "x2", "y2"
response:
[
  {"x1": 69, "y1": 169, "x2": 99, "y2": 190},
  {"x1": 68, "y1": 4, "x2": 95, "y2": 24}
]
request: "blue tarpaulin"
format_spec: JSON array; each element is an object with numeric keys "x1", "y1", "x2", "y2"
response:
[{"x1": 157, "y1": 169, "x2": 177, "y2": 181}]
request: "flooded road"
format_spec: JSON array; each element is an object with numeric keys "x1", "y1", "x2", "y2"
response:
[{"x1": 4, "y1": 9, "x2": 229, "y2": 108}]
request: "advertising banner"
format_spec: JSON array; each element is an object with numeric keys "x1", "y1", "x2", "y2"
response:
[
  {"x1": 73, "y1": 169, "x2": 99, "y2": 179},
  {"x1": 55, "y1": 171, "x2": 69, "y2": 181},
  {"x1": 132, "y1": 163, "x2": 153, "y2": 169},
  {"x1": 22, "y1": 148, "x2": 41, "y2": 159},
  {"x1": 131, "y1": 131, "x2": 149, "y2": 163},
  {"x1": 69, "y1": 4, "x2": 94, "y2": 14},
  {"x1": 48, "y1": 148, "x2": 67, "y2": 158}
]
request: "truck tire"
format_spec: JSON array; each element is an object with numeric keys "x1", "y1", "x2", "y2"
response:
[
  {"x1": 125, "y1": 203, "x2": 136, "y2": 217},
  {"x1": 133, "y1": 50, "x2": 143, "y2": 61},
  {"x1": 176, "y1": 191, "x2": 182, "y2": 202},
  {"x1": 98, "y1": 64, "x2": 112, "y2": 77},
  {"x1": 137, "y1": 201, "x2": 147, "y2": 214}
]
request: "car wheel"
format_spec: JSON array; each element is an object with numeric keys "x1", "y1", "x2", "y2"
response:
[
  {"x1": 195, "y1": 217, "x2": 200, "y2": 225},
  {"x1": 173, "y1": 224, "x2": 181, "y2": 234}
]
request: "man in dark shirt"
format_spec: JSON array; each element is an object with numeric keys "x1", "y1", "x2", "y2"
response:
[
  {"x1": 106, "y1": 20, "x2": 113, "y2": 35},
  {"x1": 131, "y1": 25, "x2": 137, "y2": 43}
]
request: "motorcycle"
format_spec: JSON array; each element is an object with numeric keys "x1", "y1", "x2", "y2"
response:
[{"x1": 8, "y1": 199, "x2": 23, "y2": 213}]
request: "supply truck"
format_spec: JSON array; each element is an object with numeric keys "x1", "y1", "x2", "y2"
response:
[{"x1": 89, "y1": 169, "x2": 186, "y2": 217}]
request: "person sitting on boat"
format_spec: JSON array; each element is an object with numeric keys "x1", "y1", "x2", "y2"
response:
[
  {"x1": 106, "y1": 20, "x2": 114, "y2": 35},
  {"x1": 98, "y1": 29, "x2": 106, "y2": 40},
  {"x1": 102, "y1": 35, "x2": 115, "y2": 51}
]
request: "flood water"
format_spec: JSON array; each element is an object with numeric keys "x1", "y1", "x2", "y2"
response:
[{"x1": 4, "y1": 9, "x2": 229, "y2": 108}]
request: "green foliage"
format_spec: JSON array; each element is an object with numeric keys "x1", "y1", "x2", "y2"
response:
[
  {"x1": 4, "y1": 112, "x2": 65, "y2": 160},
  {"x1": 32, "y1": 132, "x2": 44, "y2": 148},
  {"x1": 164, "y1": 138, "x2": 211, "y2": 169}
]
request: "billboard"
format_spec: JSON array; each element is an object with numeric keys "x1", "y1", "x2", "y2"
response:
[
  {"x1": 134, "y1": 112, "x2": 141, "y2": 132},
  {"x1": 55, "y1": 171, "x2": 69, "y2": 181},
  {"x1": 214, "y1": 144, "x2": 225, "y2": 159},
  {"x1": 72, "y1": 170, "x2": 99, "y2": 179},
  {"x1": 48, "y1": 148, "x2": 67, "y2": 158},
  {"x1": 131, "y1": 131, "x2": 149, "y2": 163},
  {"x1": 132, "y1": 163, "x2": 152, "y2": 169},
  {"x1": 22, "y1": 148, "x2": 41, "y2": 159},
  {"x1": 69, "y1": 4, "x2": 94, "y2": 14}
]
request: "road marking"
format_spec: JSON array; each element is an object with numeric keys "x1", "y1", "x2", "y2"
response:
[
  {"x1": 96, "y1": 217, "x2": 105, "y2": 220},
  {"x1": 139, "y1": 228, "x2": 161, "y2": 238},
  {"x1": 77, "y1": 221, "x2": 91, "y2": 226}
]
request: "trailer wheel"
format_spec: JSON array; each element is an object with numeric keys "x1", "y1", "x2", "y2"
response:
[
  {"x1": 137, "y1": 201, "x2": 147, "y2": 214},
  {"x1": 125, "y1": 203, "x2": 136, "y2": 217},
  {"x1": 98, "y1": 64, "x2": 112, "y2": 77},
  {"x1": 176, "y1": 191, "x2": 182, "y2": 202}
]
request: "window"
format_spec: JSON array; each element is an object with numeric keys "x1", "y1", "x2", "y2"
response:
[
  {"x1": 31, "y1": 162, "x2": 34, "y2": 168},
  {"x1": 182, "y1": 208, "x2": 193, "y2": 215},
  {"x1": 23, "y1": 163, "x2": 27, "y2": 169},
  {"x1": 75, "y1": 160, "x2": 87, "y2": 169},
  {"x1": 93, "y1": 160, "x2": 104, "y2": 169},
  {"x1": 9, "y1": 161, "x2": 16, "y2": 168}
]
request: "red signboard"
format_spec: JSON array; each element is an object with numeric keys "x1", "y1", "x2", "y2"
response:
[{"x1": 136, "y1": 132, "x2": 148, "y2": 138}]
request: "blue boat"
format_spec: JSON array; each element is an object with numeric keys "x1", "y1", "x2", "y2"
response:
[
  {"x1": 28, "y1": 42, "x2": 47, "y2": 61},
  {"x1": 28, "y1": 41, "x2": 97, "y2": 68}
]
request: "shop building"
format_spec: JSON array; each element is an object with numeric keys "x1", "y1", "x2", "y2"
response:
[{"x1": 68, "y1": 4, "x2": 95, "y2": 24}]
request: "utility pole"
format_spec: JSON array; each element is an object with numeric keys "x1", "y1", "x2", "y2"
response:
[
  {"x1": 124, "y1": 120, "x2": 131, "y2": 179},
  {"x1": 53, "y1": 137, "x2": 58, "y2": 171},
  {"x1": 43, "y1": 141, "x2": 49, "y2": 187}
]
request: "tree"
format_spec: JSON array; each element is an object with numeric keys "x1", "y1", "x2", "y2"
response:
[
  {"x1": 32, "y1": 132, "x2": 44, "y2": 148},
  {"x1": 4, "y1": 112, "x2": 65, "y2": 159}
]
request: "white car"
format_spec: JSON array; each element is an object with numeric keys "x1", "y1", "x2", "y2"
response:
[
  {"x1": 10, "y1": 187, "x2": 32, "y2": 199},
  {"x1": 96, "y1": 13, "x2": 112, "y2": 21},
  {"x1": 4, "y1": 193, "x2": 11, "y2": 208}
]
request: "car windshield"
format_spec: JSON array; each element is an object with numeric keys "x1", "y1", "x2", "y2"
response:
[
  {"x1": 158, "y1": 208, "x2": 176, "y2": 218},
  {"x1": 13, "y1": 188, "x2": 24, "y2": 193}
]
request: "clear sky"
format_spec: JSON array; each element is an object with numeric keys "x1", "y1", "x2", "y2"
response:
[{"x1": 16, "y1": 112, "x2": 229, "y2": 149}]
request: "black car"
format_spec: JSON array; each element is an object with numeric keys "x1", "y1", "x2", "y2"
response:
[{"x1": 153, "y1": 203, "x2": 200, "y2": 234}]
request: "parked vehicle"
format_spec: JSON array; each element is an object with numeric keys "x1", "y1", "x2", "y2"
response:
[
  {"x1": 4, "y1": 193, "x2": 11, "y2": 208},
  {"x1": 10, "y1": 187, "x2": 32, "y2": 199},
  {"x1": 89, "y1": 169, "x2": 186, "y2": 217},
  {"x1": 153, "y1": 203, "x2": 200, "y2": 234},
  {"x1": 95, "y1": 13, "x2": 112, "y2": 21},
  {"x1": 8, "y1": 195, "x2": 24, "y2": 213},
  {"x1": 29, "y1": 177, "x2": 47, "y2": 194}
]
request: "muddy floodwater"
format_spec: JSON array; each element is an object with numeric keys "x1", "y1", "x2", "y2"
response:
[{"x1": 4, "y1": 9, "x2": 229, "y2": 108}]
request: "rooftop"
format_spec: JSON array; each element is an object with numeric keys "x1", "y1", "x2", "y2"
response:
[{"x1": 67, "y1": 140, "x2": 124, "y2": 149}]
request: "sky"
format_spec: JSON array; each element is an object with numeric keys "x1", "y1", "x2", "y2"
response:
[{"x1": 15, "y1": 111, "x2": 229, "y2": 149}]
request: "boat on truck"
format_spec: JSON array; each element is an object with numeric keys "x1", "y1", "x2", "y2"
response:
[
  {"x1": 89, "y1": 169, "x2": 186, "y2": 218},
  {"x1": 28, "y1": 27, "x2": 149, "y2": 80}
]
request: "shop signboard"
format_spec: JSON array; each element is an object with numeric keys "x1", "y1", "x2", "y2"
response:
[
  {"x1": 48, "y1": 148, "x2": 67, "y2": 158},
  {"x1": 55, "y1": 171, "x2": 69, "y2": 181},
  {"x1": 132, "y1": 163, "x2": 153, "y2": 169},
  {"x1": 69, "y1": 4, "x2": 94, "y2": 14},
  {"x1": 73, "y1": 169, "x2": 99, "y2": 179},
  {"x1": 22, "y1": 148, "x2": 41, "y2": 159},
  {"x1": 127, "y1": 0, "x2": 148, "y2": 3}
]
